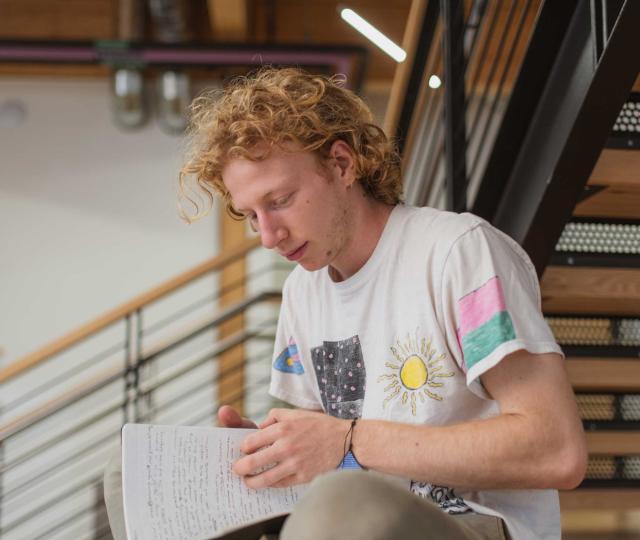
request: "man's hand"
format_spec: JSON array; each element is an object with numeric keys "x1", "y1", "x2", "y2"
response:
[
  {"x1": 217, "y1": 405, "x2": 258, "y2": 429},
  {"x1": 233, "y1": 409, "x2": 350, "y2": 489}
]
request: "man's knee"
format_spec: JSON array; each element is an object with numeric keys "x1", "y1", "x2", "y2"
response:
[{"x1": 281, "y1": 471, "x2": 468, "y2": 540}]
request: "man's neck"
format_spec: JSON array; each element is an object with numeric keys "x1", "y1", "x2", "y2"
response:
[{"x1": 328, "y1": 201, "x2": 395, "y2": 282}]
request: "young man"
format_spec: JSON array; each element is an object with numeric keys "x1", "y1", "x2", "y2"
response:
[
  {"x1": 150, "y1": 67, "x2": 588, "y2": 539},
  {"x1": 176, "y1": 67, "x2": 588, "y2": 539}
]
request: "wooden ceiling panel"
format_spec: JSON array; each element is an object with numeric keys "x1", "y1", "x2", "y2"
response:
[
  {"x1": 0, "y1": 0, "x2": 117, "y2": 40},
  {"x1": 252, "y1": 0, "x2": 411, "y2": 83}
]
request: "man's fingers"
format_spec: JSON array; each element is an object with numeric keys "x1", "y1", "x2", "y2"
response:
[
  {"x1": 218, "y1": 405, "x2": 257, "y2": 429},
  {"x1": 257, "y1": 408, "x2": 294, "y2": 429},
  {"x1": 243, "y1": 462, "x2": 297, "y2": 490},
  {"x1": 239, "y1": 423, "x2": 281, "y2": 455},
  {"x1": 233, "y1": 444, "x2": 280, "y2": 477}
]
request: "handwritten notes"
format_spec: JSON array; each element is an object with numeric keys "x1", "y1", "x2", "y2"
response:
[{"x1": 122, "y1": 424, "x2": 305, "y2": 540}]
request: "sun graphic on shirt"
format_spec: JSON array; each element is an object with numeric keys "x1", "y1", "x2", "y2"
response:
[{"x1": 378, "y1": 332, "x2": 455, "y2": 416}]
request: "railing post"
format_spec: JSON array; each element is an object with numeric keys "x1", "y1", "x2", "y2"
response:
[
  {"x1": 123, "y1": 313, "x2": 137, "y2": 424},
  {"x1": 442, "y1": 0, "x2": 468, "y2": 212},
  {"x1": 134, "y1": 308, "x2": 146, "y2": 422},
  {"x1": 218, "y1": 212, "x2": 248, "y2": 416}
]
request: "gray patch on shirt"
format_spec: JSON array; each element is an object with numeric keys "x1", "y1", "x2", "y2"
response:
[{"x1": 311, "y1": 335, "x2": 365, "y2": 419}]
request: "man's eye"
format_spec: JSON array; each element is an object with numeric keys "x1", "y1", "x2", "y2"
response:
[{"x1": 273, "y1": 194, "x2": 292, "y2": 208}]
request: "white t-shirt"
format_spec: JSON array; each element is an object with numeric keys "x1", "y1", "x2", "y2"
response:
[{"x1": 269, "y1": 204, "x2": 564, "y2": 540}]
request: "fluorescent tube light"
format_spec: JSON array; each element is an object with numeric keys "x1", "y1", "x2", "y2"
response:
[{"x1": 340, "y1": 8, "x2": 406, "y2": 63}]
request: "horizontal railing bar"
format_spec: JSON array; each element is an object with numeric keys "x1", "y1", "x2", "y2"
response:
[
  {"x1": 1, "y1": 473, "x2": 104, "y2": 535},
  {"x1": 182, "y1": 372, "x2": 274, "y2": 427},
  {"x1": 0, "y1": 291, "x2": 281, "y2": 441},
  {"x1": 138, "y1": 318, "x2": 277, "y2": 399},
  {"x1": 1, "y1": 400, "x2": 123, "y2": 474},
  {"x1": 0, "y1": 365, "x2": 123, "y2": 442},
  {"x1": 1, "y1": 426, "x2": 120, "y2": 503},
  {"x1": 5, "y1": 343, "x2": 270, "y2": 503},
  {"x1": 138, "y1": 345, "x2": 274, "y2": 421},
  {"x1": 141, "y1": 261, "x2": 288, "y2": 337},
  {"x1": 141, "y1": 290, "x2": 281, "y2": 362},
  {"x1": 147, "y1": 351, "x2": 275, "y2": 426},
  {"x1": 2, "y1": 339, "x2": 125, "y2": 416},
  {"x1": 0, "y1": 237, "x2": 261, "y2": 384},
  {"x1": 32, "y1": 496, "x2": 106, "y2": 540}
]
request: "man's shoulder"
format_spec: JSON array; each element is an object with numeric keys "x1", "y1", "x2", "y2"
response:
[{"x1": 399, "y1": 205, "x2": 486, "y2": 246}]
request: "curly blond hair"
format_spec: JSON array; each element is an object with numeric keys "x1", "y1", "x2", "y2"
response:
[{"x1": 178, "y1": 67, "x2": 402, "y2": 222}]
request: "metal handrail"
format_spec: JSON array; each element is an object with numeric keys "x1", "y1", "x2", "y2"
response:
[
  {"x1": 0, "y1": 291, "x2": 280, "y2": 442},
  {"x1": 0, "y1": 237, "x2": 260, "y2": 384},
  {"x1": 1, "y1": 345, "x2": 276, "y2": 504}
]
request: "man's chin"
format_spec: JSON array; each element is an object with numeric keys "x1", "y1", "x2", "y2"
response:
[{"x1": 297, "y1": 258, "x2": 325, "y2": 272}]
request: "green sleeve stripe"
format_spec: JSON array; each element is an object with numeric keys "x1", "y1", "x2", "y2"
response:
[{"x1": 461, "y1": 311, "x2": 516, "y2": 370}]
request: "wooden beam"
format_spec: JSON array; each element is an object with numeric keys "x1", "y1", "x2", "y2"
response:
[
  {"x1": 383, "y1": 0, "x2": 427, "y2": 136},
  {"x1": 207, "y1": 0, "x2": 248, "y2": 41},
  {"x1": 560, "y1": 489, "x2": 640, "y2": 510},
  {"x1": 586, "y1": 431, "x2": 640, "y2": 455},
  {"x1": 217, "y1": 211, "x2": 248, "y2": 416},
  {"x1": 541, "y1": 266, "x2": 640, "y2": 316},
  {"x1": 567, "y1": 358, "x2": 640, "y2": 392},
  {"x1": 0, "y1": 0, "x2": 117, "y2": 40},
  {"x1": 118, "y1": 0, "x2": 144, "y2": 41}
]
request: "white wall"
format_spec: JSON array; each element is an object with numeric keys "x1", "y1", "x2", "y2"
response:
[
  {"x1": 0, "y1": 76, "x2": 221, "y2": 539},
  {"x1": 0, "y1": 77, "x2": 218, "y2": 366}
]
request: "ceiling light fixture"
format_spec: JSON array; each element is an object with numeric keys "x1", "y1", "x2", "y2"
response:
[
  {"x1": 112, "y1": 68, "x2": 147, "y2": 129},
  {"x1": 340, "y1": 8, "x2": 406, "y2": 63},
  {"x1": 157, "y1": 71, "x2": 191, "y2": 134},
  {"x1": 428, "y1": 75, "x2": 442, "y2": 89}
]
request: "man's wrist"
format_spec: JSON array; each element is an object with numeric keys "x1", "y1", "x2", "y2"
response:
[{"x1": 338, "y1": 417, "x2": 367, "y2": 470}]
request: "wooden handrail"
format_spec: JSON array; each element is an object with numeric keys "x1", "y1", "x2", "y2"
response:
[
  {"x1": 0, "y1": 237, "x2": 261, "y2": 384},
  {"x1": 383, "y1": 0, "x2": 428, "y2": 137}
]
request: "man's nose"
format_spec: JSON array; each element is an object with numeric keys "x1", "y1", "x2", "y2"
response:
[{"x1": 258, "y1": 215, "x2": 287, "y2": 249}]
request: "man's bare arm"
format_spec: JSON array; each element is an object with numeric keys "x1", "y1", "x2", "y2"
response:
[
  {"x1": 350, "y1": 350, "x2": 587, "y2": 490},
  {"x1": 234, "y1": 350, "x2": 587, "y2": 491}
]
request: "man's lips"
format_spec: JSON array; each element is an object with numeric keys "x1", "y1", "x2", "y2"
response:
[{"x1": 284, "y1": 242, "x2": 308, "y2": 261}]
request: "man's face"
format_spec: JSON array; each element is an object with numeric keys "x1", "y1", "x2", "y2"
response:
[{"x1": 222, "y1": 144, "x2": 355, "y2": 272}]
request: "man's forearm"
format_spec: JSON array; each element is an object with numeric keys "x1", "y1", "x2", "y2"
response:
[{"x1": 351, "y1": 413, "x2": 584, "y2": 491}]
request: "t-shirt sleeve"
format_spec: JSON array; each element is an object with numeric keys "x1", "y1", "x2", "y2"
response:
[
  {"x1": 440, "y1": 221, "x2": 563, "y2": 399},
  {"x1": 268, "y1": 279, "x2": 324, "y2": 410}
]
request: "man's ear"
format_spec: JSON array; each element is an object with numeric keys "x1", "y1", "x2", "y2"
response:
[{"x1": 328, "y1": 140, "x2": 356, "y2": 186}]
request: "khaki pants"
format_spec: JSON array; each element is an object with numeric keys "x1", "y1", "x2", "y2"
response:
[{"x1": 104, "y1": 450, "x2": 509, "y2": 540}]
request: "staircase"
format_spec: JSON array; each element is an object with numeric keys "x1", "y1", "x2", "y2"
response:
[
  {"x1": 391, "y1": 0, "x2": 640, "y2": 536},
  {"x1": 541, "y1": 144, "x2": 640, "y2": 532}
]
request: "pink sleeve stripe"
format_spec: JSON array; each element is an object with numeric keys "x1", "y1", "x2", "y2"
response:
[{"x1": 457, "y1": 276, "x2": 507, "y2": 338}]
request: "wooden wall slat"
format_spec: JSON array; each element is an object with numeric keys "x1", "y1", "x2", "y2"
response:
[
  {"x1": 586, "y1": 431, "x2": 640, "y2": 455},
  {"x1": 575, "y1": 185, "x2": 640, "y2": 219},
  {"x1": 541, "y1": 267, "x2": 640, "y2": 316},
  {"x1": 589, "y1": 149, "x2": 640, "y2": 188},
  {"x1": 560, "y1": 489, "x2": 640, "y2": 511},
  {"x1": 567, "y1": 359, "x2": 640, "y2": 392}
]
